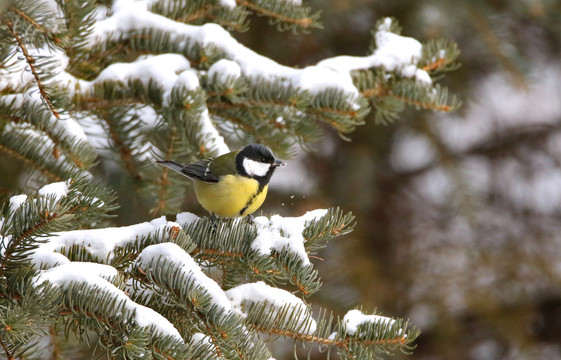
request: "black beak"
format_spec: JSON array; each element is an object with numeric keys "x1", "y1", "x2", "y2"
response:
[{"x1": 273, "y1": 160, "x2": 286, "y2": 167}]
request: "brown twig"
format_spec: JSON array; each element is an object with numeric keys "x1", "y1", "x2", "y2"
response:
[
  {"x1": 0, "y1": 338, "x2": 15, "y2": 360},
  {"x1": 8, "y1": 7, "x2": 60, "y2": 44},
  {"x1": 178, "y1": 5, "x2": 214, "y2": 23},
  {"x1": 207, "y1": 98, "x2": 287, "y2": 111},
  {"x1": 251, "y1": 325, "x2": 408, "y2": 348},
  {"x1": 76, "y1": 97, "x2": 145, "y2": 111},
  {"x1": 361, "y1": 86, "x2": 453, "y2": 112},
  {"x1": 177, "y1": 4, "x2": 243, "y2": 30},
  {"x1": 237, "y1": 0, "x2": 313, "y2": 28},
  {"x1": 361, "y1": 85, "x2": 386, "y2": 98},
  {"x1": 390, "y1": 94, "x2": 452, "y2": 112},
  {"x1": 191, "y1": 247, "x2": 244, "y2": 260},
  {"x1": 421, "y1": 57, "x2": 447, "y2": 72},
  {"x1": 305, "y1": 222, "x2": 348, "y2": 244},
  {"x1": 312, "y1": 106, "x2": 359, "y2": 118},
  {"x1": 151, "y1": 128, "x2": 177, "y2": 217},
  {"x1": 206, "y1": 88, "x2": 235, "y2": 98},
  {"x1": 203, "y1": 320, "x2": 225, "y2": 359}
]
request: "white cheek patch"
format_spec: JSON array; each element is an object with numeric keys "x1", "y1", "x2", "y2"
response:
[{"x1": 243, "y1": 158, "x2": 270, "y2": 177}]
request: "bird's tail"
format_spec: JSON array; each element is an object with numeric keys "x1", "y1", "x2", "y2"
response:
[{"x1": 156, "y1": 160, "x2": 187, "y2": 176}]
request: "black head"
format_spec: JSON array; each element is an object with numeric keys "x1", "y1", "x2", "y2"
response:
[{"x1": 236, "y1": 144, "x2": 286, "y2": 185}]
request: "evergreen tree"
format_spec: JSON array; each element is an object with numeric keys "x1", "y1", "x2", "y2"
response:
[{"x1": 0, "y1": 0, "x2": 459, "y2": 359}]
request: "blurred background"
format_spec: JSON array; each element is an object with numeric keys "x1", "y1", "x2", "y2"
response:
[{"x1": 237, "y1": 0, "x2": 561, "y2": 359}]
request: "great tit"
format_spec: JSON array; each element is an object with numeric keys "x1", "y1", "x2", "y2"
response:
[{"x1": 157, "y1": 144, "x2": 286, "y2": 218}]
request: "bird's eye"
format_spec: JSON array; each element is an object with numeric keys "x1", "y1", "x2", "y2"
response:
[{"x1": 261, "y1": 157, "x2": 267, "y2": 162}]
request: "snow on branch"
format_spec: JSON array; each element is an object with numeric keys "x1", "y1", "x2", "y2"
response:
[
  {"x1": 175, "y1": 209, "x2": 351, "y2": 296},
  {"x1": 251, "y1": 209, "x2": 328, "y2": 265},
  {"x1": 342, "y1": 309, "x2": 401, "y2": 338},
  {"x1": 30, "y1": 214, "x2": 184, "y2": 269},
  {"x1": 88, "y1": 1, "x2": 434, "y2": 108},
  {"x1": 226, "y1": 281, "x2": 317, "y2": 335},
  {"x1": 85, "y1": 54, "x2": 230, "y2": 155},
  {"x1": 318, "y1": 18, "x2": 431, "y2": 84},
  {"x1": 1, "y1": 178, "x2": 116, "y2": 276},
  {"x1": 15, "y1": 204, "x2": 334, "y2": 284},
  {"x1": 2, "y1": 0, "x2": 457, "y2": 169},
  {"x1": 135, "y1": 242, "x2": 233, "y2": 311},
  {"x1": 32, "y1": 261, "x2": 184, "y2": 341}
]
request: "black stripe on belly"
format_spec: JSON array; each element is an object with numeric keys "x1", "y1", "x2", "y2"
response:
[{"x1": 239, "y1": 184, "x2": 265, "y2": 216}]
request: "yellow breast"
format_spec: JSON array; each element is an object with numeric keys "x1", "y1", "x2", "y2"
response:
[{"x1": 194, "y1": 175, "x2": 269, "y2": 217}]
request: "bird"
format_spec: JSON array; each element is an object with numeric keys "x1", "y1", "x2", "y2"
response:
[{"x1": 157, "y1": 144, "x2": 286, "y2": 218}]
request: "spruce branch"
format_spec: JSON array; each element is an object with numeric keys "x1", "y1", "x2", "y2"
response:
[
  {"x1": 0, "y1": 1, "x2": 462, "y2": 357},
  {"x1": 4, "y1": 20, "x2": 60, "y2": 120},
  {"x1": 111, "y1": 225, "x2": 196, "y2": 269},
  {"x1": 82, "y1": 79, "x2": 165, "y2": 111},
  {"x1": 0, "y1": 98, "x2": 97, "y2": 169},
  {"x1": 310, "y1": 87, "x2": 369, "y2": 136},
  {"x1": 250, "y1": 325, "x2": 409, "y2": 348},
  {"x1": 179, "y1": 5, "x2": 214, "y2": 23},
  {"x1": 0, "y1": 0, "x2": 59, "y2": 49},
  {"x1": 181, "y1": 217, "x2": 255, "y2": 264},
  {"x1": 149, "y1": 87, "x2": 218, "y2": 215},
  {"x1": 0, "y1": 178, "x2": 117, "y2": 275},
  {"x1": 86, "y1": 29, "x2": 225, "y2": 77},
  {"x1": 50, "y1": 281, "x2": 192, "y2": 359},
  {"x1": 245, "y1": 303, "x2": 418, "y2": 359},
  {"x1": 391, "y1": 80, "x2": 460, "y2": 112},
  {"x1": 419, "y1": 39, "x2": 461, "y2": 75},
  {"x1": 0, "y1": 276, "x2": 61, "y2": 360},
  {"x1": 237, "y1": 0, "x2": 321, "y2": 32},
  {"x1": 181, "y1": 210, "x2": 352, "y2": 296},
  {"x1": 132, "y1": 252, "x2": 272, "y2": 359},
  {"x1": 150, "y1": 0, "x2": 249, "y2": 32},
  {"x1": 207, "y1": 77, "x2": 366, "y2": 151},
  {"x1": 0, "y1": 141, "x2": 65, "y2": 182},
  {"x1": 98, "y1": 108, "x2": 144, "y2": 181},
  {"x1": 6, "y1": 6, "x2": 59, "y2": 45},
  {"x1": 57, "y1": 0, "x2": 98, "y2": 56},
  {"x1": 191, "y1": 247, "x2": 244, "y2": 262},
  {"x1": 0, "y1": 207, "x2": 63, "y2": 276},
  {"x1": 352, "y1": 68, "x2": 459, "y2": 124},
  {"x1": 303, "y1": 207, "x2": 355, "y2": 253},
  {"x1": 421, "y1": 58, "x2": 446, "y2": 72},
  {"x1": 272, "y1": 250, "x2": 321, "y2": 296}
]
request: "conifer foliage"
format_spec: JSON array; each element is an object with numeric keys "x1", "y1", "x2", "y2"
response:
[{"x1": 0, "y1": 0, "x2": 458, "y2": 359}]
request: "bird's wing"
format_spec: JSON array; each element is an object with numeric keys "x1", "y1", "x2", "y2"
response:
[
  {"x1": 157, "y1": 159, "x2": 219, "y2": 183},
  {"x1": 182, "y1": 159, "x2": 220, "y2": 182},
  {"x1": 157, "y1": 149, "x2": 239, "y2": 183},
  {"x1": 208, "y1": 150, "x2": 239, "y2": 177}
]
